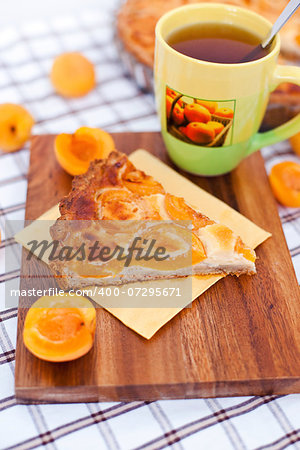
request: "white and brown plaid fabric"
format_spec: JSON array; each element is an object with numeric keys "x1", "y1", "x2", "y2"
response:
[{"x1": 0, "y1": 4, "x2": 300, "y2": 450}]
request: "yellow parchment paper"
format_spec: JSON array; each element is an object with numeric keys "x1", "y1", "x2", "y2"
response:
[{"x1": 15, "y1": 150, "x2": 271, "y2": 339}]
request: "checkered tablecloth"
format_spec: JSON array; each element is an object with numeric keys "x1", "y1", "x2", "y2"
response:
[{"x1": 0, "y1": 3, "x2": 300, "y2": 449}]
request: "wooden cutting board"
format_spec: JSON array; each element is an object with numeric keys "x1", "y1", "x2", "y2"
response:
[{"x1": 15, "y1": 132, "x2": 300, "y2": 402}]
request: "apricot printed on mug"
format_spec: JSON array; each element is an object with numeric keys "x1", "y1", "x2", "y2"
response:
[{"x1": 166, "y1": 86, "x2": 236, "y2": 147}]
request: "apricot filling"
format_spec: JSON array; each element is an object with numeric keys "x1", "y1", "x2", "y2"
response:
[
  {"x1": 192, "y1": 233, "x2": 206, "y2": 265},
  {"x1": 123, "y1": 170, "x2": 165, "y2": 196},
  {"x1": 73, "y1": 222, "x2": 197, "y2": 274},
  {"x1": 55, "y1": 126, "x2": 115, "y2": 176},
  {"x1": 234, "y1": 237, "x2": 256, "y2": 263},
  {"x1": 165, "y1": 193, "x2": 214, "y2": 229},
  {"x1": 23, "y1": 294, "x2": 96, "y2": 362}
]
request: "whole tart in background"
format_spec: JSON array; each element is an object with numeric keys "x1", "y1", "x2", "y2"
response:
[
  {"x1": 117, "y1": 0, "x2": 184, "y2": 68},
  {"x1": 116, "y1": 0, "x2": 300, "y2": 128}
]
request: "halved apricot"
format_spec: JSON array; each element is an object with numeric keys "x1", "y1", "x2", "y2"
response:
[
  {"x1": 50, "y1": 52, "x2": 95, "y2": 97},
  {"x1": 269, "y1": 161, "x2": 300, "y2": 207},
  {"x1": 184, "y1": 103, "x2": 211, "y2": 123},
  {"x1": 55, "y1": 126, "x2": 115, "y2": 176},
  {"x1": 0, "y1": 103, "x2": 34, "y2": 152},
  {"x1": 214, "y1": 107, "x2": 234, "y2": 119},
  {"x1": 23, "y1": 294, "x2": 96, "y2": 362}
]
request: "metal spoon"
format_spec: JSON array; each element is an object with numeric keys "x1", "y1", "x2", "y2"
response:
[{"x1": 239, "y1": 0, "x2": 300, "y2": 63}]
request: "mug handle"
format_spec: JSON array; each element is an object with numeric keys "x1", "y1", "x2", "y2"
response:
[{"x1": 248, "y1": 65, "x2": 300, "y2": 154}]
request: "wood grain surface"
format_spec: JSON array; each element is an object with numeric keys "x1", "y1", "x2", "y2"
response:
[{"x1": 15, "y1": 132, "x2": 300, "y2": 402}]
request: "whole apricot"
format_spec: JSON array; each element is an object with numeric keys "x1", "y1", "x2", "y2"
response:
[
  {"x1": 195, "y1": 100, "x2": 218, "y2": 114},
  {"x1": 207, "y1": 121, "x2": 224, "y2": 135},
  {"x1": 172, "y1": 105, "x2": 185, "y2": 125},
  {"x1": 184, "y1": 122, "x2": 215, "y2": 144},
  {"x1": 0, "y1": 104, "x2": 34, "y2": 152},
  {"x1": 184, "y1": 103, "x2": 211, "y2": 123},
  {"x1": 176, "y1": 97, "x2": 184, "y2": 108},
  {"x1": 289, "y1": 133, "x2": 300, "y2": 156},
  {"x1": 179, "y1": 126, "x2": 188, "y2": 137},
  {"x1": 166, "y1": 87, "x2": 177, "y2": 98},
  {"x1": 166, "y1": 95, "x2": 173, "y2": 119},
  {"x1": 215, "y1": 107, "x2": 234, "y2": 119},
  {"x1": 51, "y1": 52, "x2": 96, "y2": 97}
]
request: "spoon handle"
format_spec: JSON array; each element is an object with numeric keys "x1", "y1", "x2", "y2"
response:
[{"x1": 262, "y1": 0, "x2": 300, "y2": 48}]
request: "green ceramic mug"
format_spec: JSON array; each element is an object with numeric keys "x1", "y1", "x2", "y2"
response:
[{"x1": 154, "y1": 3, "x2": 300, "y2": 176}]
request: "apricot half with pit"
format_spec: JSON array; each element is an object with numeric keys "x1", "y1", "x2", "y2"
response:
[
  {"x1": 23, "y1": 294, "x2": 96, "y2": 362},
  {"x1": 55, "y1": 126, "x2": 115, "y2": 176},
  {"x1": 0, "y1": 103, "x2": 34, "y2": 152},
  {"x1": 51, "y1": 52, "x2": 96, "y2": 97}
]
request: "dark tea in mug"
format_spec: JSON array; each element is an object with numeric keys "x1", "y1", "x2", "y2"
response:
[{"x1": 167, "y1": 22, "x2": 270, "y2": 64}]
